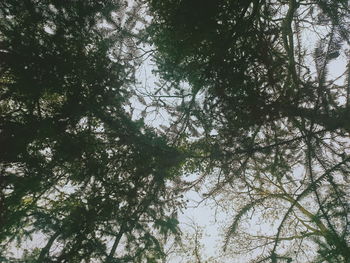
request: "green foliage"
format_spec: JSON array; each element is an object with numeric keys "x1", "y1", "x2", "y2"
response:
[
  {"x1": 147, "y1": 0, "x2": 350, "y2": 262},
  {"x1": 2, "y1": 0, "x2": 350, "y2": 262},
  {"x1": 0, "y1": 1, "x2": 184, "y2": 262}
]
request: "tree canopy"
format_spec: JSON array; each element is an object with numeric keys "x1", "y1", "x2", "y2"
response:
[
  {"x1": 2, "y1": 0, "x2": 350, "y2": 262},
  {"x1": 0, "y1": 1, "x2": 183, "y2": 262},
  {"x1": 147, "y1": 0, "x2": 350, "y2": 262}
]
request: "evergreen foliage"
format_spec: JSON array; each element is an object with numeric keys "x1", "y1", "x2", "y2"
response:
[
  {"x1": 147, "y1": 0, "x2": 350, "y2": 262},
  {"x1": 2, "y1": 0, "x2": 350, "y2": 262},
  {"x1": 0, "y1": 1, "x2": 183, "y2": 262}
]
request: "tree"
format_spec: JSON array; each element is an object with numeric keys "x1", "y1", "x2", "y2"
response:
[
  {"x1": 163, "y1": 219, "x2": 222, "y2": 263},
  {"x1": 0, "y1": 1, "x2": 184, "y2": 262},
  {"x1": 147, "y1": 0, "x2": 350, "y2": 261}
]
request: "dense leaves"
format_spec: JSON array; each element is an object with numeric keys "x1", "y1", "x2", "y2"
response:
[
  {"x1": 3, "y1": 0, "x2": 350, "y2": 262},
  {"x1": 0, "y1": 1, "x2": 183, "y2": 262},
  {"x1": 147, "y1": 0, "x2": 350, "y2": 262}
]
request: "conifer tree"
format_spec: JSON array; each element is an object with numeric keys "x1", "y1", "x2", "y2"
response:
[
  {"x1": 147, "y1": 0, "x2": 350, "y2": 261},
  {"x1": 0, "y1": 1, "x2": 183, "y2": 261}
]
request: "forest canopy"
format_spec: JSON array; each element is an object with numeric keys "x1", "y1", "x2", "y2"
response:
[
  {"x1": 1, "y1": 0, "x2": 350, "y2": 262},
  {"x1": 0, "y1": 1, "x2": 182, "y2": 262}
]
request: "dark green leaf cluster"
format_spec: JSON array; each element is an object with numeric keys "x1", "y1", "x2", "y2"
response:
[
  {"x1": 0, "y1": 1, "x2": 184, "y2": 262},
  {"x1": 147, "y1": 0, "x2": 350, "y2": 262}
]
